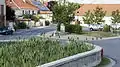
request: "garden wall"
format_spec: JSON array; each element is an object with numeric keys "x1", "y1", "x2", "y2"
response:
[{"x1": 37, "y1": 45, "x2": 102, "y2": 67}]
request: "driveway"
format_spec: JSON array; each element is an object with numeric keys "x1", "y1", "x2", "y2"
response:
[{"x1": 91, "y1": 38, "x2": 120, "y2": 67}]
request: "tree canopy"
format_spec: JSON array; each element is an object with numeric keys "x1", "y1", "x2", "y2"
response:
[
  {"x1": 52, "y1": 2, "x2": 80, "y2": 25},
  {"x1": 111, "y1": 10, "x2": 120, "y2": 24},
  {"x1": 6, "y1": 5, "x2": 15, "y2": 21},
  {"x1": 83, "y1": 7, "x2": 106, "y2": 24}
]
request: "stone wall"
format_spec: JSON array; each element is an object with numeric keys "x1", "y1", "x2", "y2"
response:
[{"x1": 37, "y1": 45, "x2": 102, "y2": 67}]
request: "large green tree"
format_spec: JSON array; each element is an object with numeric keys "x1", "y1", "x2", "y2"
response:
[
  {"x1": 6, "y1": 5, "x2": 15, "y2": 21},
  {"x1": 52, "y1": 2, "x2": 80, "y2": 31}
]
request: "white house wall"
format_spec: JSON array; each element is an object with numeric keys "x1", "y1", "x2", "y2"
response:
[
  {"x1": 39, "y1": 14, "x2": 52, "y2": 22},
  {"x1": 76, "y1": 16, "x2": 113, "y2": 25},
  {"x1": 15, "y1": 9, "x2": 38, "y2": 16}
]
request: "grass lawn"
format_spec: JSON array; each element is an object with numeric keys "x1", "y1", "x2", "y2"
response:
[
  {"x1": 0, "y1": 37, "x2": 94, "y2": 67},
  {"x1": 82, "y1": 31, "x2": 118, "y2": 37},
  {"x1": 96, "y1": 57, "x2": 111, "y2": 67}
]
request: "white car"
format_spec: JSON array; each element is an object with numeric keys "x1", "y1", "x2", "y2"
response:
[
  {"x1": 89, "y1": 24, "x2": 103, "y2": 31},
  {"x1": 110, "y1": 24, "x2": 120, "y2": 29}
]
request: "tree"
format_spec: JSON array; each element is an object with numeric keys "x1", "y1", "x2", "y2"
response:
[
  {"x1": 47, "y1": 1, "x2": 57, "y2": 11},
  {"x1": 23, "y1": 14, "x2": 32, "y2": 19},
  {"x1": 6, "y1": 5, "x2": 15, "y2": 21},
  {"x1": 31, "y1": 15, "x2": 39, "y2": 26},
  {"x1": 52, "y1": 2, "x2": 80, "y2": 31},
  {"x1": 83, "y1": 7, "x2": 106, "y2": 24},
  {"x1": 111, "y1": 10, "x2": 120, "y2": 24},
  {"x1": 83, "y1": 10, "x2": 94, "y2": 24},
  {"x1": 93, "y1": 7, "x2": 106, "y2": 24}
]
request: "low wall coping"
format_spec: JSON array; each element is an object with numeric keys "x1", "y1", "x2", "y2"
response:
[{"x1": 38, "y1": 45, "x2": 102, "y2": 67}]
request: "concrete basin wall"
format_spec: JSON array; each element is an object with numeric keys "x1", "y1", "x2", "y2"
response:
[{"x1": 37, "y1": 45, "x2": 102, "y2": 67}]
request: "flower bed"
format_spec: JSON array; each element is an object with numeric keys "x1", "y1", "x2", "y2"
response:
[{"x1": 0, "y1": 38, "x2": 94, "y2": 67}]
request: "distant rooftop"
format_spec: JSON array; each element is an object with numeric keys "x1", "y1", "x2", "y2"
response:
[
  {"x1": 40, "y1": 0, "x2": 120, "y2": 4},
  {"x1": 67, "y1": 0, "x2": 120, "y2": 4},
  {"x1": 76, "y1": 4, "x2": 120, "y2": 16}
]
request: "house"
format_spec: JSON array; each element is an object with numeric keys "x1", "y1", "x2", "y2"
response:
[
  {"x1": 0, "y1": 0, "x2": 6, "y2": 26},
  {"x1": 6, "y1": 0, "x2": 39, "y2": 17},
  {"x1": 30, "y1": 0, "x2": 52, "y2": 25},
  {"x1": 75, "y1": 4, "x2": 120, "y2": 25}
]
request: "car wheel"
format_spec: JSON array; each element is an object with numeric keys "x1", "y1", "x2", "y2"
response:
[
  {"x1": 99, "y1": 28, "x2": 102, "y2": 31},
  {"x1": 90, "y1": 28, "x2": 93, "y2": 31},
  {"x1": 5, "y1": 32, "x2": 8, "y2": 35}
]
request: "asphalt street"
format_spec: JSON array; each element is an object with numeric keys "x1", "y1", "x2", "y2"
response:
[
  {"x1": 91, "y1": 38, "x2": 120, "y2": 67},
  {"x1": 0, "y1": 26, "x2": 56, "y2": 40}
]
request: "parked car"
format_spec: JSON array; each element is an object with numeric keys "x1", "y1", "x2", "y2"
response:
[
  {"x1": 89, "y1": 24, "x2": 103, "y2": 31},
  {"x1": 0, "y1": 27, "x2": 15, "y2": 35},
  {"x1": 110, "y1": 24, "x2": 120, "y2": 29}
]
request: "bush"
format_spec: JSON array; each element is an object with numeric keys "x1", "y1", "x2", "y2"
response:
[
  {"x1": 103, "y1": 25, "x2": 110, "y2": 32},
  {"x1": 16, "y1": 22, "x2": 27, "y2": 29},
  {"x1": 65, "y1": 24, "x2": 82, "y2": 34}
]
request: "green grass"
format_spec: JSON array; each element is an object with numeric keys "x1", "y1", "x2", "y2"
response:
[
  {"x1": 0, "y1": 37, "x2": 94, "y2": 67},
  {"x1": 82, "y1": 31, "x2": 117, "y2": 37},
  {"x1": 96, "y1": 57, "x2": 111, "y2": 67}
]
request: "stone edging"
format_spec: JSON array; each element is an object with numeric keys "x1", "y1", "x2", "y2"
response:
[{"x1": 37, "y1": 45, "x2": 102, "y2": 67}]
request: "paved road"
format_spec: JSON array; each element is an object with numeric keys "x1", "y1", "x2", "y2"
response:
[
  {"x1": 0, "y1": 26, "x2": 56, "y2": 40},
  {"x1": 91, "y1": 38, "x2": 120, "y2": 67}
]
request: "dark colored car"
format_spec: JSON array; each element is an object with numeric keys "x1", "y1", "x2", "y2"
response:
[{"x1": 0, "y1": 27, "x2": 14, "y2": 35}]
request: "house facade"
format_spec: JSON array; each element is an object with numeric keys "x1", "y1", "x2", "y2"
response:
[
  {"x1": 31, "y1": 0, "x2": 52, "y2": 22},
  {"x1": 0, "y1": 0, "x2": 6, "y2": 26},
  {"x1": 6, "y1": 0, "x2": 39, "y2": 17}
]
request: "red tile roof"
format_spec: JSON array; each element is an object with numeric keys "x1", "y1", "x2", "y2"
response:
[
  {"x1": 75, "y1": 4, "x2": 120, "y2": 16},
  {"x1": 6, "y1": 0, "x2": 18, "y2": 9},
  {"x1": 6, "y1": 0, "x2": 39, "y2": 10}
]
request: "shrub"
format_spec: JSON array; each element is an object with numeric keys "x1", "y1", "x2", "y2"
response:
[
  {"x1": 103, "y1": 25, "x2": 110, "y2": 32},
  {"x1": 65, "y1": 24, "x2": 82, "y2": 34},
  {"x1": 16, "y1": 22, "x2": 27, "y2": 29}
]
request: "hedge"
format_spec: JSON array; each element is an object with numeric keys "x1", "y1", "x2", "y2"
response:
[{"x1": 65, "y1": 24, "x2": 82, "y2": 34}]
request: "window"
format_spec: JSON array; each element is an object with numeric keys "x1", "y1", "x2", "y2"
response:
[
  {"x1": 29, "y1": 10, "x2": 30, "y2": 14},
  {"x1": 22, "y1": 10, "x2": 24, "y2": 15},
  {"x1": 32, "y1": 11, "x2": 34, "y2": 15}
]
